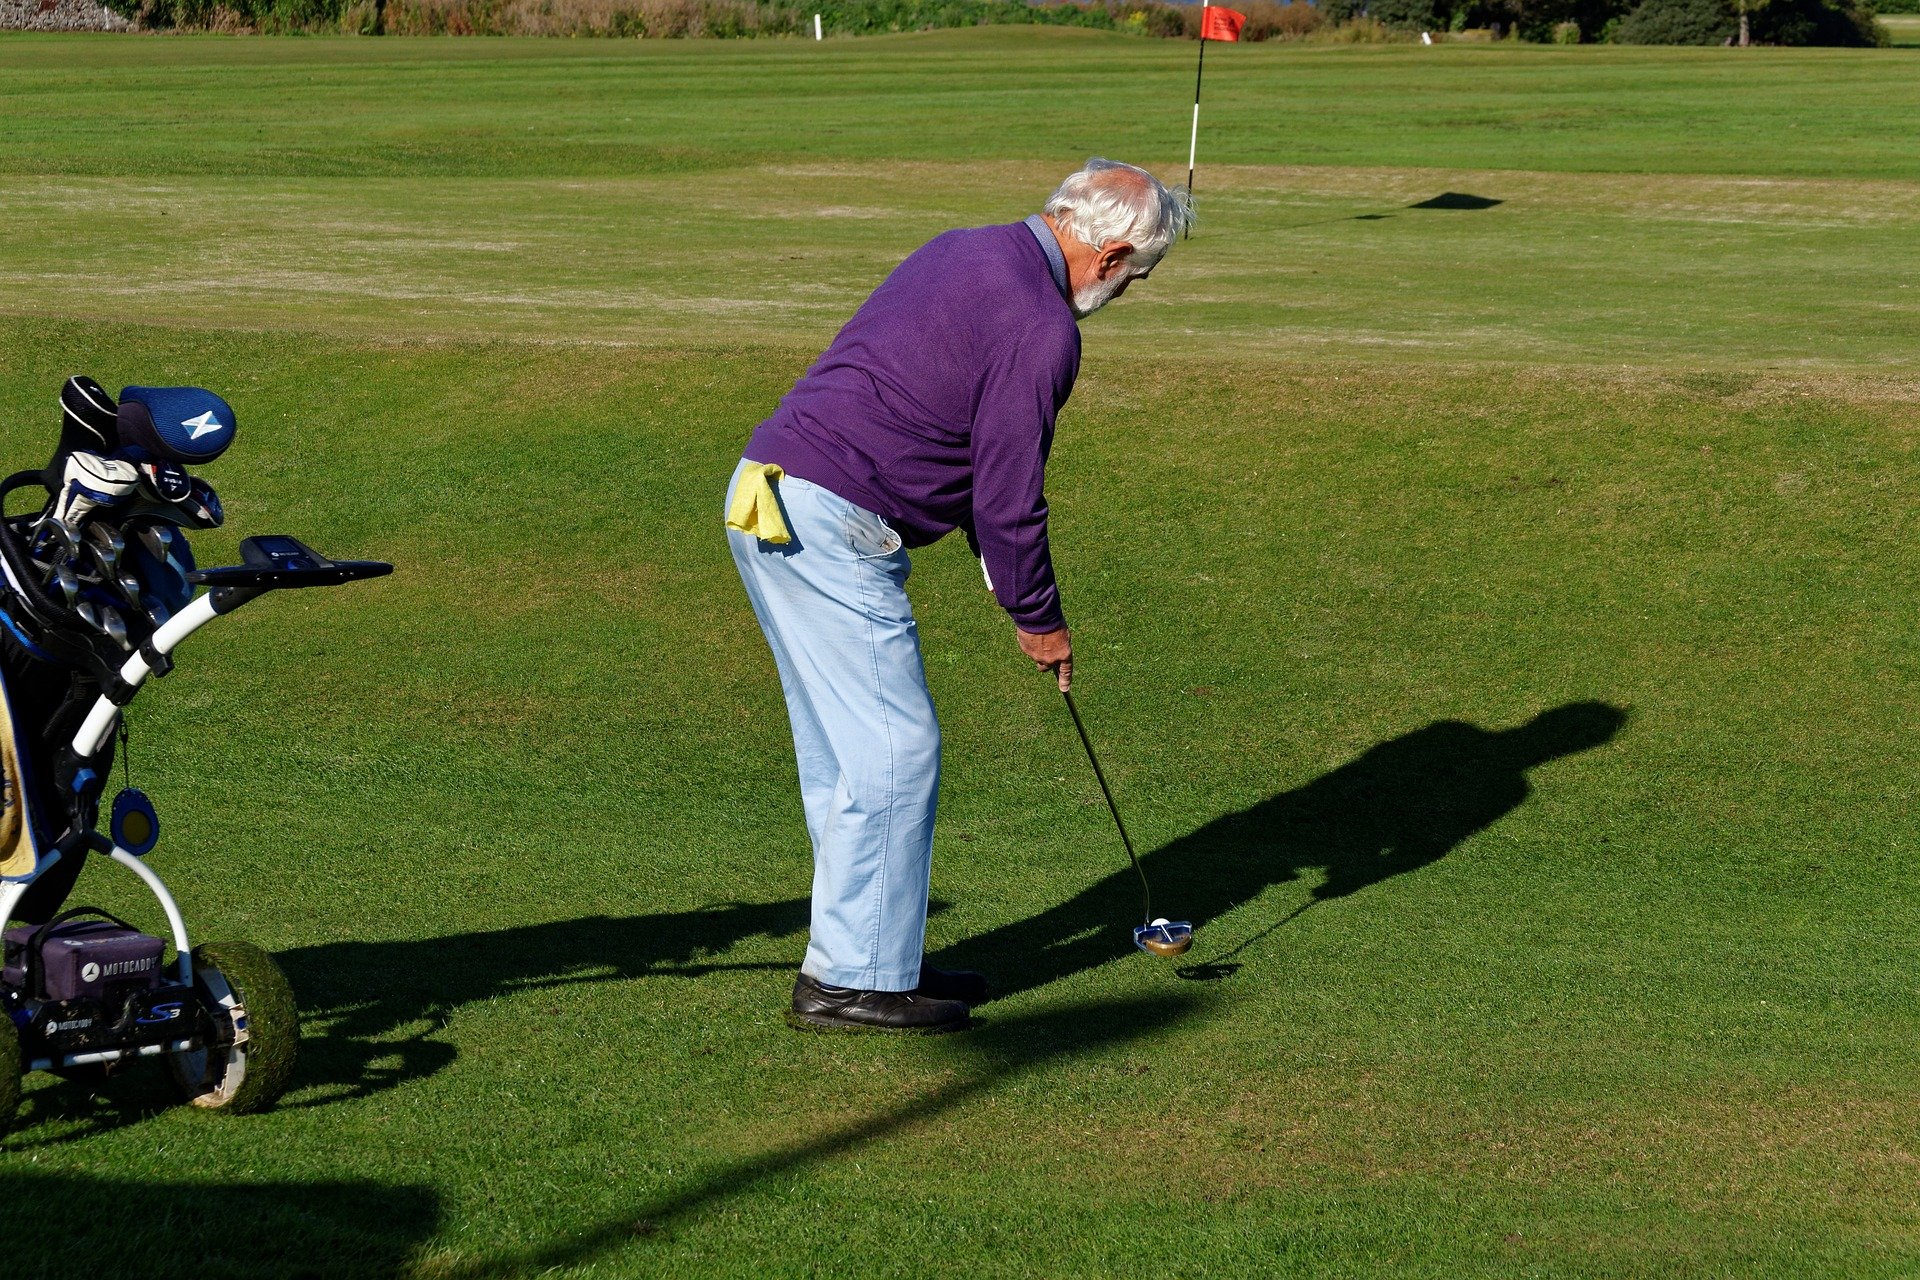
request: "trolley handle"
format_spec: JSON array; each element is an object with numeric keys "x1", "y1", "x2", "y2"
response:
[{"x1": 69, "y1": 536, "x2": 392, "y2": 758}]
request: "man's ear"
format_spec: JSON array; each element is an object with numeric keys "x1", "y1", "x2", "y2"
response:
[{"x1": 1097, "y1": 242, "x2": 1135, "y2": 280}]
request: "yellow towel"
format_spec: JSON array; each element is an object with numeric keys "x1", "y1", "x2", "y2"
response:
[{"x1": 726, "y1": 462, "x2": 791, "y2": 545}]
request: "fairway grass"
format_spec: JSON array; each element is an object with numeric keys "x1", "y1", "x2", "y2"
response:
[
  {"x1": 3, "y1": 28, "x2": 1919, "y2": 1279},
  {"x1": 1883, "y1": 14, "x2": 1920, "y2": 45},
  {"x1": 4, "y1": 160, "x2": 1920, "y2": 368}
]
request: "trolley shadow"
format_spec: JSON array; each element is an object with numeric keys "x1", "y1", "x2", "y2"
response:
[
  {"x1": 939, "y1": 700, "x2": 1627, "y2": 1001},
  {"x1": 278, "y1": 896, "x2": 818, "y2": 1104}
]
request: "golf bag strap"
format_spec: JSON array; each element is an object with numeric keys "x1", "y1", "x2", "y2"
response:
[
  {"x1": 0, "y1": 469, "x2": 53, "y2": 503},
  {"x1": 21, "y1": 905, "x2": 140, "y2": 1000}
]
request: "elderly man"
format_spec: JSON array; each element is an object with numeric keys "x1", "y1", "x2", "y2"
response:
[{"x1": 725, "y1": 158, "x2": 1191, "y2": 1034}]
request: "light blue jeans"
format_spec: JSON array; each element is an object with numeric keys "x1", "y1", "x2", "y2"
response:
[{"x1": 726, "y1": 459, "x2": 940, "y2": 992}]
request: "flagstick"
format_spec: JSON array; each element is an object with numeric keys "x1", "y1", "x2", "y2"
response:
[{"x1": 1186, "y1": 1, "x2": 1208, "y2": 238}]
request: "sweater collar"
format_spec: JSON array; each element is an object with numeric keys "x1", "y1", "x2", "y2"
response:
[{"x1": 1023, "y1": 214, "x2": 1070, "y2": 301}]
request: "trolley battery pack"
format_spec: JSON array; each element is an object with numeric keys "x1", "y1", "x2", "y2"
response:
[{"x1": 3, "y1": 917, "x2": 165, "y2": 1002}]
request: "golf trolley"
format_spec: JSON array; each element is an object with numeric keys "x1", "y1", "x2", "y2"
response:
[{"x1": 0, "y1": 376, "x2": 390, "y2": 1134}]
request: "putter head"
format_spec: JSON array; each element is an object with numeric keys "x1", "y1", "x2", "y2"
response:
[{"x1": 1134, "y1": 918, "x2": 1194, "y2": 958}]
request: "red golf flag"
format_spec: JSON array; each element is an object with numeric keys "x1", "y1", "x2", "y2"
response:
[{"x1": 1200, "y1": 4, "x2": 1246, "y2": 40}]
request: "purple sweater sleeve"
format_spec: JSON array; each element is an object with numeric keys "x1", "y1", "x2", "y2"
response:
[{"x1": 970, "y1": 320, "x2": 1080, "y2": 632}]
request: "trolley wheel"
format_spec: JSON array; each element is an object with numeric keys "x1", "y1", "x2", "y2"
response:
[
  {"x1": 168, "y1": 941, "x2": 298, "y2": 1114},
  {"x1": 0, "y1": 1013, "x2": 19, "y2": 1136}
]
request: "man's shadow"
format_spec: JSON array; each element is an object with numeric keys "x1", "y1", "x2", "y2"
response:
[{"x1": 940, "y1": 701, "x2": 1626, "y2": 999}]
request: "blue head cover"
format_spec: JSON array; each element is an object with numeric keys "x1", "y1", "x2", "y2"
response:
[{"x1": 116, "y1": 386, "x2": 237, "y2": 465}]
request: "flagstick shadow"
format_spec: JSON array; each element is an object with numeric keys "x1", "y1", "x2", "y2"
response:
[{"x1": 433, "y1": 992, "x2": 1202, "y2": 1277}]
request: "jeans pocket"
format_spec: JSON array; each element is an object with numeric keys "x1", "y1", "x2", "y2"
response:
[{"x1": 845, "y1": 504, "x2": 904, "y2": 559}]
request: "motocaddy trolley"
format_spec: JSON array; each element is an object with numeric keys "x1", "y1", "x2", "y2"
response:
[{"x1": 0, "y1": 376, "x2": 390, "y2": 1134}]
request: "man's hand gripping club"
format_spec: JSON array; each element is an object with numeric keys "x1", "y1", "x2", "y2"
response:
[{"x1": 1019, "y1": 625, "x2": 1072, "y2": 691}]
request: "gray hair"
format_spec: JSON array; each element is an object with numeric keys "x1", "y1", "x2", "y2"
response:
[{"x1": 1044, "y1": 158, "x2": 1193, "y2": 268}]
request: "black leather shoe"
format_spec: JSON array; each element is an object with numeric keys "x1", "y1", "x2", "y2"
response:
[
  {"x1": 789, "y1": 973, "x2": 970, "y2": 1034},
  {"x1": 914, "y1": 964, "x2": 988, "y2": 1005}
]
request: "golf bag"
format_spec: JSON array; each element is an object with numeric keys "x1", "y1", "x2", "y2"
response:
[
  {"x1": 0, "y1": 634, "x2": 114, "y2": 922},
  {"x1": 0, "y1": 376, "x2": 230, "y2": 922}
]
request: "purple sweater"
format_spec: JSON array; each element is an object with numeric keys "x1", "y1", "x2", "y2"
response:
[{"x1": 744, "y1": 220, "x2": 1081, "y2": 632}]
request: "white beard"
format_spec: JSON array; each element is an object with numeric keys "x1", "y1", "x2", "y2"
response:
[{"x1": 1070, "y1": 272, "x2": 1130, "y2": 319}]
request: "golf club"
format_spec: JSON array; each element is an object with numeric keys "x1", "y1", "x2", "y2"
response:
[
  {"x1": 82, "y1": 525, "x2": 141, "y2": 609},
  {"x1": 32, "y1": 517, "x2": 79, "y2": 578},
  {"x1": 50, "y1": 563, "x2": 79, "y2": 611},
  {"x1": 87, "y1": 521, "x2": 125, "y2": 570},
  {"x1": 77, "y1": 544, "x2": 109, "y2": 585},
  {"x1": 84, "y1": 528, "x2": 123, "y2": 587},
  {"x1": 1059, "y1": 687, "x2": 1193, "y2": 958},
  {"x1": 95, "y1": 604, "x2": 131, "y2": 651},
  {"x1": 114, "y1": 571, "x2": 145, "y2": 612},
  {"x1": 135, "y1": 522, "x2": 178, "y2": 561}
]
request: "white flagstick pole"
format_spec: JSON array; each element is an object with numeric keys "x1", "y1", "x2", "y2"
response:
[{"x1": 1186, "y1": 0, "x2": 1209, "y2": 238}]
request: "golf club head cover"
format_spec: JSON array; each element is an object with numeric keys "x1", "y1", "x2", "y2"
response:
[
  {"x1": 115, "y1": 386, "x2": 236, "y2": 466},
  {"x1": 58, "y1": 376, "x2": 119, "y2": 457},
  {"x1": 51, "y1": 452, "x2": 140, "y2": 529},
  {"x1": 182, "y1": 476, "x2": 224, "y2": 529},
  {"x1": 113, "y1": 475, "x2": 224, "y2": 533}
]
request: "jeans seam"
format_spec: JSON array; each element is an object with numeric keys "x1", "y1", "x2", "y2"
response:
[{"x1": 849, "y1": 506, "x2": 896, "y2": 990}]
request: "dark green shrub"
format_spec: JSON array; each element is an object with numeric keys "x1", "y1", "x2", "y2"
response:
[
  {"x1": 1506, "y1": 0, "x2": 1627, "y2": 41},
  {"x1": 1613, "y1": 0, "x2": 1735, "y2": 42},
  {"x1": 1752, "y1": 0, "x2": 1885, "y2": 42},
  {"x1": 1364, "y1": 0, "x2": 1441, "y2": 25},
  {"x1": 1611, "y1": 0, "x2": 1882, "y2": 41}
]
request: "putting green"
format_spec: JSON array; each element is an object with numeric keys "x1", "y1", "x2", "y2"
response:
[{"x1": 1, "y1": 28, "x2": 1917, "y2": 1279}]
